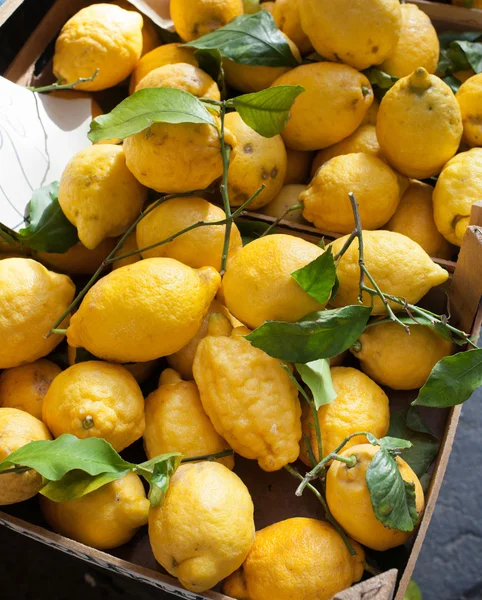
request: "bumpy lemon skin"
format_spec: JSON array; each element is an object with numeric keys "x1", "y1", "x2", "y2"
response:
[
  {"x1": 223, "y1": 518, "x2": 365, "y2": 600},
  {"x1": 273, "y1": 0, "x2": 313, "y2": 55},
  {"x1": 300, "y1": 0, "x2": 402, "y2": 70},
  {"x1": 302, "y1": 153, "x2": 401, "y2": 234},
  {"x1": 329, "y1": 231, "x2": 449, "y2": 315},
  {"x1": 222, "y1": 234, "x2": 325, "y2": 329},
  {"x1": 0, "y1": 408, "x2": 52, "y2": 505},
  {"x1": 36, "y1": 238, "x2": 117, "y2": 276},
  {"x1": 284, "y1": 148, "x2": 314, "y2": 184},
  {"x1": 193, "y1": 316, "x2": 302, "y2": 472},
  {"x1": 148, "y1": 461, "x2": 255, "y2": 593},
  {"x1": 433, "y1": 148, "x2": 482, "y2": 246},
  {"x1": 300, "y1": 367, "x2": 390, "y2": 466},
  {"x1": 53, "y1": 4, "x2": 143, "y2": 91},
  {"x1": 261, "y1": 184, "x2": 307, "y2": 224},
  {"x1": 326, "y1": 444, "x2": 425, "y2": 551},
  {"x1": 0, "y1": 258, "x2": 75, "y2": 369},
  {"x1": 111, "y1": 0, "x2": 160, "y2": 57},
  {"x1": 272, "y1": 63, "x2": 373, "y2": 151},
  {"x1": 456, "y1": 73, "x2": 482, "y2": 147},
  {"x1": 377, "y1": 68, "x2": 463, "y2": 179},
  {"x1": 171, "y1": 0, "x2": 244, "y2": 42},
  {"x1": 387, "y1": 180, "x2": 454, "y2": 259},
  {"x1": 41, "y1": 473, "x2": 149, "y2": 550},
  {"x1": 135, "y1": 62, "x2": 221, "y2": 100},
  {"x1": 136, "y1": 197, "x2": 242, "y2": 270},
  {"x1": 59, "y1": 145, "x2": 148, "y2": 250},
  {"x1": 380, "y1": 3, "x2": 439, "y2": 78},
  {"x1": 67, "y1": 258, "x2": 220, "y2": 363},
  {"x1": 0, "y1": 359, "x2": 61, "y2": 420},
  {"x1": 225, "y1": 112, "x2": 287, "y2": 209}
]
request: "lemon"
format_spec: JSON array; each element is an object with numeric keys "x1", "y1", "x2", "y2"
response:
[
  {"x1": 225, "y1": 112, "x2": 287, "y2": 210},
  {"x1": 67, "y1": 258, "x2": 220, "y2": 363},
  {"x1": 135, "y1": 62, "x2": 221, "y2": 100},
  {"x1": 329, "y1": 231, "x2": 449, "y2": 315},
  {"x1": 0, "y1": 258, "x2": 75, "y2": 369},
  {"x1": 456, "y1": 73, "x2": 482, "y2": 147},
  {"x1": 59, "y1": 145, "x2": 148, "y2": 250},
  {"x1": 0, "y1": 359, "x2": 61, "y2": 420},
  {"x1": 326, "y1": 443, "x2": 425, "y2": 551},
  {"x1": 301, "y1": 153, "x2": 401, "y2": 234},
  {"x1": 222, "y1": 234, "x2": 325, "y2": 329},
  {"x1": 377, "y1": 68, "x2": 463, "y2": 178},
  {"x1": 380, "y1": 3, "x2": 439, "y2": 78},
  {"x1": 433, "y1": 148, "x2": 482, "y2": 246},
  {"x1": 273, "y1": 0, "x2": 313, "y2": 55},
  {"x1": 112, "y1": 231, "x2": 139, "y2": 270},
  {"x1": 223, "y1": 518, "x2": 364, "y2": 600},
  {"x1": 53, "y1": 4, "x2": 143, "y2": 91},
  {"x1": 112, "y1": 0, "x2": 160, "y2": 56},
  {"x1": 300, "y1": 0, "x2": 402, "y2": 70},
  {"x1": 41, "y1": 473, "x2": 149, "y2": 549},
  {"x1": 0, "y1": 408, "x2": 51, "y2": 505},
  {"x1": 261, "y1": 184, "x2": 307, "y2": 224},
  {"x1": 261, "y1": 1, "x2": 275, "y2": 14},
  {"x1": 387, "y1": 180, "x2": 454, "y2": 259},
  {"x1": 136, "y1": 196, "x2": 242, "y2": 270},
  {"x1": 149, "y1": 461, "x2": 255, "y2": 592},
  {"x1": 36, "y1": 238, "x2": 117, "y2": 276},
  {"x1": 284, "y1": 148, "x2": 314, "y2": 184},
  {"x1": 193, "y1": 314, "x2": 302, "y2": 471},
  {"x1": 300, "y1": 366, "x2": 390, "y2": 466},
  {"x1": 272, "y1": 63, "x2": 373, "y2": 151},
  {"x1": 171, "y1": 0, "x2": 244, "y2": 41}
]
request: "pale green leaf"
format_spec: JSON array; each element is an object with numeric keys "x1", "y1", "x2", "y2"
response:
[{"x1": 295, "y1": 359, "x2": 336, "y2": 410}]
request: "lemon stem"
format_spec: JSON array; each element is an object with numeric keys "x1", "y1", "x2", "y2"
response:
[
  {"x1": 181, "y1": 449, "x2": 234, "y2": 463},
  {"x1": 364, "y1": 562, "x2": 381, "y2": 576},
  {"x1": 260, "y1": 203, "x2": 304, "y2": 238},
  {"x1": 51, "y1": 328, "x2": 67, "y2": 336},
  {"x1": 28, "y1": 70, "x2": 99, "y2": 93}
]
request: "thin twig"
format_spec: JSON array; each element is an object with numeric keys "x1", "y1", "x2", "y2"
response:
[
  {"x1": 28, "y1": 70, "x2": 99, "y2": 93},
  {"x1": 260, "y1": 203, "x2": 303, "y2": 238},
  {"x1": 181, "y1": 449, "x2": 234, "y2": 463}
]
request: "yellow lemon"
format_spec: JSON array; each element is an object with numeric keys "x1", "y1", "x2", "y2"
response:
[
  {"x1": 193, "y1": 314, "x2": 301, "y2": 471},
  {"x1": 300, "y1": 0, "x2": 402, "y2": 70},
  {"x1": 0, "y1": 359, "x2": 61, "y2": 420},
  {"x1": 67, "y1": 258, "x2": 220, "y2": 363},
  {"x1": 456, "y1": 73, "x2": 482, "y2": 147},
  {"x1": 135, "y1": 62, "x2": 220, "y2": 100},
  {"x1": 35, "y1": 238, "x2": 117, "y2": 276},
  {"x1": 272, "y1": 63, "x2": 373, "y2": 151},
  {"x1": 42, "y1": 361, "x2": 145, "y2": 451},
  {"x1": 284, "y1": 148, "x2": 314, "y2": 184},
  {"x1": 144, "y1": 368, "x2": 234, "y2": 468},
  {"x1": 261, "y1": 184, "x2": 307, "y2": 224},
  {"x1": 352, "y1": 321, "x2": 453, "y2": 390},
  {"x1": 53, "y1": 4, "x2": 143, "y2": 91},
  {"x1": 300, "y1": 367, "x2": 390, "y2": 466},
  {"x1": 301, "y1": 153, "x2": 401, "y2": 234},
  {"x1": 326, "y1": 443, "x2": 425, "y2": 551},
  {"x1": 171, "y1": 0, "x2": 244, "y2": 41},
  {"x1": 433, "y1": 148, "x2": 482, "y2": 246},
  {"x1": 329, "y1": 231, "x2": 449, "y2": 315},
  {"x1": 386, "y1": 180, "x2": 454, "y2": 259},
  {"x1": 148, "y1": 461, "x2": 255, "y2": 592},
  {"x1": 225, "y1": 112, "x2": 287, "y2": 209},
  {"x1": 273, "y1": 0, "x2": 313, "y2": 55},
  {"x1": 136, "y1": 196, "x2": 242, "y2": 270},
  {"x1": 59, "y1": 145, "x2": 148, "y2": 250},
  {"x1": 40, "y1": 473, "x2": 149, "y2": 549},
  {"x1": 112, "y1": 231, "x2": 139, "y2": 269},
  {"x1": 0, "y1": 258, "x2": 75, "y2": 369},
  {"x1": 112, "y1": 0, "x2": 160, "y2": 56},
  {"x1": 380, "y1": 3, "x2": 439, "y2": 78},
  {"x1": 222, "y1": 234, "x2": 325, "y2": 329},
  {"x1": 377, "y1": 68, "x2": 463, "y2": 178},
  {"x1": 0, "y1": 408, "x2": 51, "y2": 505},
  {"x1": 223, "y1": 518, "x2": 365, "y2": 600}
]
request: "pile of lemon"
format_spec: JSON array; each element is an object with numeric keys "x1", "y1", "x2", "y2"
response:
[{"x1": 0, "y1": 0, "x2": 480, "y2": 598}]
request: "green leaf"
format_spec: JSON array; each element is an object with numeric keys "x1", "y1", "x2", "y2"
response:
[
  {"x1": 363, "y1": 67, "x2": 398, "y2": 90},
  {"x1": 295, "y1": 359, "x2": 336, "y2": 410},
  {"x1": 366, "y1": 447, "x2": 419, "y2": 532},
  {"x1": 138, "y1": 454, "x2": 182, "y2": 507},
  {"x1": 194, "y1": 48, "x2": 223, "y2": 86},
  {"x1": 16, "y1": 182, "x2": 78, "y2": 253},
  {"x1": 0, "y1": 224, "x2": 19, "y2": 247},
  {"x1": 40, "y1": 469, "x2": 130, "y2": 502},
  {"x1": 88, "y1": 88, "x2": 216, "y2": 143},
  {"x1": 245, "y1": 305, "x2": 372, "y2": 363},
  {"x1": 0, "y1": 434, "x2": 134, "y2": 480},
  {"x1": 185, "y1": 11, "x2": 299, "y2": 67},
  {"x1": 379, "y1": 436, "x2": 413, "y2": 452},
  {"x1": 227, "y1": 85, "x2": 304, "y2": 138},
  {"x1": 368, "y1": 314, "x2": 453, "y2": 343},
  {"x1": 438, "y1": 31, "x2": 481, "y2": 50},
  {"x1": 443, "y1": 75, "x2": 462, "y2": 94},
  {"x1": 291, "y1": 250, "x2": 336, "y2": 305},
  {"x1": 412, "y1": 348, "x2": 482, "y2": 408},
  {"x1": 404, "y1": 580, "x2": 423, "y2": 600},
  {"x1": 455, "y1": 40, "x2": 482, "y2": 73},
  {"x1": 236, "y1": 220, "x2": 275, "y2": 244}
]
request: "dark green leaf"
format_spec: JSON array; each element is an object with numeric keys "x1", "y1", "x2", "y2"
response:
[
  {"x1": 368, "y1": 314, "x2": 453, "y2": 343},
  {"x1": 16, "y1": 182, "x2": 78, "y2": 253},
  {"x1": 438, "y1": 31, "x2": 481, "y2": 50},
  {"x1": 40, "y1": 469, "x2": 130, "y2": 502},
  {"x1": 0, "y1": 224, "x2": 19, "y2": 247},
  {"x1": 88, "y1": 88, "x2": 216, "y2": 143},
  {"x1": 137, "y1": 453, "x2": 182, "y2": 507},
  {"x1": 245, "y1": 305, "x2": 372, "y2": 363},
  {"x1": 379, "y1": 436, "x2": 413, "y2": 452},
  {"x1": 194, "y1": 48, "x2": 222, "y2": 85},
  {"x1": 455, "y1": 40, "x2": 482, "y2": 73},
  {"x1": 236, "y1": 219, "x2": 276, "y2": 244},
  {"x1": 185, "y1": 11, "x2": 299, "y2": 67},
  {"x1": 443, "y1": 75, "x2": 462, "y2": 94},
  {"x1": 227, "y1": 85, "x2": 304, "y2": 137},
  {"x1": 291, "y1": 250, "x2": 336, "y2": 305},
  {"x1": 412, "y1": 348, "x2": 482, "y2": 408},
  {"x1": 295, "y1": 359, "x2": 336, "y2": 410},
  {"x1": 366, "y1": 448, "x2": 419, "y2": 532},
  {"x1": 404, "y1": 580, "x2": 423, "y2": 600},
  {"x1": 363, "y1": 67, "x2": 398, "y2": 90}
]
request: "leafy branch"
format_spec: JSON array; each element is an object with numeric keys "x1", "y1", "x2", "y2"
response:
[{"x1": 28, "y1": 70, "x2": 100, "y2": 94}]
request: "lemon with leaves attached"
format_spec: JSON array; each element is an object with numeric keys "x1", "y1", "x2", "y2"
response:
[
  {"x1": 135, "y1": 63, "x2": 221, "y2": 100},
  {"x1": 329, "y1": 231, "x2": 449, "y2": 315},
  {"x1": 223, "y1": 518, "x2": 365, "y2": 600},
  {"x1": 0, "y1": 408, "x2": 51, "y2": 505},
  {"x1": 171, "y1": 0, "x2": 243, "y2": 42},
  {"x1": 273, "y1": 0, "x2": 313, "y2": 55},
  {"x1": 456, "y1": 73, "x2": 482, "y2": 147},
  {"x1": 36, "y1": 238, "x2": 117, "y2": 276},
  {"x1": 41, "y1": 473, "x2": 149, "y2": 550},
  {"x1": 149, "y1": 461, "x2": 255, "y2": 592},
  {"x1": 53, "y1": 4, "x2": 143, "y2": 91},
  {"x1": 326, "y1": 443, "x2": 425, "y2": 551}
]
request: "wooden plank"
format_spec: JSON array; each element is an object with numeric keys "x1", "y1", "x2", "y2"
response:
[{"x1": 412, "y1": 0, "x2": 482, "y2": 29}]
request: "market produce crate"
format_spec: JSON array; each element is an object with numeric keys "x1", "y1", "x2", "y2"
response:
[{"x1": 1, "y1": 2, "x2": 482, "y2": 599}]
